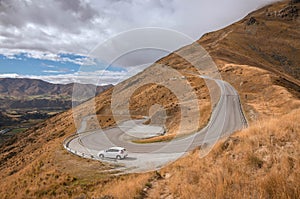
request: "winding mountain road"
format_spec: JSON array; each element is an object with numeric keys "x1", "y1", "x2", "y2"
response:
[{"x1": 65, "y1": 77, "x2": 247, "y2": 173}]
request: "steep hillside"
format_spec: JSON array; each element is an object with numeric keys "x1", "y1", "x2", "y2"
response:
[
  {"x1": 146, "y1": 108, "x2": 300, "y2": 199},
  {"x1": 200, "y1": 0, "x2": 300, "y2": 120},
  {"x1": 0, "y1": 0, "x2": 300, "y2": 198},
  {"x1": 156, "y1": 0, "x2": 300, "y2": 122}
]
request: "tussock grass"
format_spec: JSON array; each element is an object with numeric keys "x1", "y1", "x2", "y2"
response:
[
  {"x1": 94, "y1": 173, "x2": 152, "y2": 199},
  {"x1": 146, "y1": 108, "x2": 300, "y2": 198}
]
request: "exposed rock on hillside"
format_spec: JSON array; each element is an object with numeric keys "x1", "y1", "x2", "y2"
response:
[{"x1": 0, "y1": 0, "x2": 299, "y2": 198}]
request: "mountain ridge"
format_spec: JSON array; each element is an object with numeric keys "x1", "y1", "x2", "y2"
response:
[
  {"x1": 0, "y1": 77, "x2": 112, "y2": 131},
  {"x1": 0, "y1": 77, "x2": 112, "y2": 97},
  {"x1": 0, "y1": 0, "x2": 299, "y2": 198}
]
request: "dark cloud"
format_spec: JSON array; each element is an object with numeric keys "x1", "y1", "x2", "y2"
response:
[
  {"x1": 55, "y1": 0, "x2": 99, "y2": 22},
  {"x1": 0, "y1": 0, "x2": 278, "y2": 58}
]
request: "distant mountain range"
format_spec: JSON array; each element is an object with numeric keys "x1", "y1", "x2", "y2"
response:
[
  {"x1": 0, "y1": 1, "x2": 300, "y2": 198},
  {"x1": 0, "y1": 78, "x2": 112, "y2": 128},
  {"x1": 0, "y1": 78, "x2": 112, "y2": 99}
]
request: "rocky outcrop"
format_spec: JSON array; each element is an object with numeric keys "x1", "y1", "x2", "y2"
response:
[
  {"x1": 266, "y1": 4, "x2": 298, "y2": 20},
  {"x1": 246, "y1": 17, "x2": 258, "y2": 25},
  {"x1": 291, "y1": 0, "x2": 300, "y2": 4}
]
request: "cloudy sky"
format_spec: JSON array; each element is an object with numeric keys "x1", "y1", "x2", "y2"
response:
[{"x1": 0, "y1": 0, "x2": 277, "y2": 85}]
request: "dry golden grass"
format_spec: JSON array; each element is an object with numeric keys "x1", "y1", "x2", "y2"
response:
[
  {"x1": 0, "y1": 1, "x2": 300, "y2": 198},
  {"x1": 0, "y1": 96, "x2": 157, "y2": 199},
  {"x1": 133, "y1": 102, "x2": 211, "y2": 143},
  {"x1": 0, "y1": 115, "x2": 154, "y2": 199},
  {"x1": 93, "y1": 173, "x2": 152, "y2": 198},
  {"x1": 220, "y1": 64, "x2": 300, "y2": 123},
  {"x1": 127, "y1": 72, "x2": 212, "y2": 137},
  {"x1": 146, "y1": 108, "x2": 300, "y2": 199}
]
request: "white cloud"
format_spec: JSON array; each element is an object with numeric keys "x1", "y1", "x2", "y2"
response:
[
  {"x1": 0, "y1": 65, "x2": 147, "y2": 85},
  {"x1": 0, "y1": 0, "x2": 278, "y2": 58},
  {"x1": 0, "y1": 73, "x2": 20, "y2": 78},
  {"x1": 41, "y1": 63, "x2": 57, "y2": 68},
  {"x1": 0, "y1": 49, "x2": 96, "y2": 66},
  {"x1": 0, "y1": 0, "x2": 279, "y2": 85},
  {"x1": 42, "y1": 70, "x2": 62, "y2": 73}
]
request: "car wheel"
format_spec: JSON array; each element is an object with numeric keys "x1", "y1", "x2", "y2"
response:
[
  {"x1": 99, "y1": 154, "x2": 104, "y2": 159},
  {"x1": 116, "y1": 155, "x2": 121, "y2": 160}
]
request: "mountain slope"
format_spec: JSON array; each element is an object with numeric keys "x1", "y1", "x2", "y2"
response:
[
  {"x1": 0, "y1": 0, "x2": 300, "y2": 198},
  {"x1": 146, "y1": 108, "x2": 300, "y2": 198},
  {"x1": 155, "y1": 0, "x2": 300, "y2": 121}
]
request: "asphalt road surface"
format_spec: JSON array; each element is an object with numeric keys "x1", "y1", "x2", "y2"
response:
[{"x1": 66, "y1": 77, "x2": 247, "y2": 173}]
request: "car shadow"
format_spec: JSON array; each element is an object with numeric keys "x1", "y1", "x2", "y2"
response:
[
  {"x1": 124, "y1": 157, "x2": 137, "y2": 161},
  {"x1": 99, "y1": 156, "x2": 137, "y2": 162}
]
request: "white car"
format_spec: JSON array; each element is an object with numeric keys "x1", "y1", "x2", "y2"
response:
[{"x1": 98, "y1": 147, "x2": 128, "y2": 160}]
